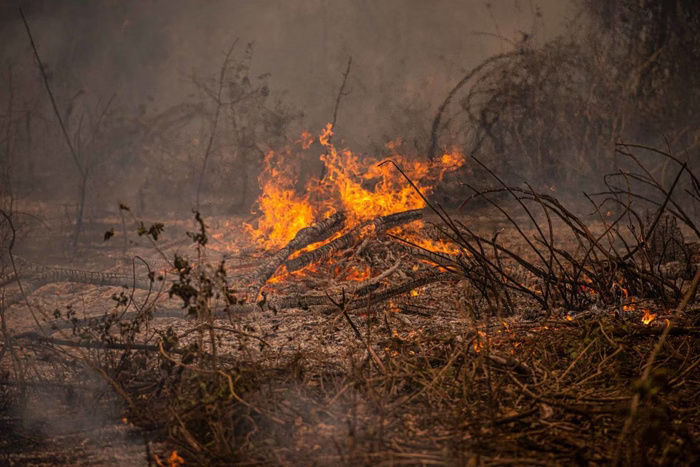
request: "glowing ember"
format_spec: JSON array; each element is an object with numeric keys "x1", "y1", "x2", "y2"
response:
[
  {"x1": 618, "y1": 284, "x2": 629, "y2": 300},
  {"x1": 154, "y1": 450, "x2": 184, "y2": 467},
  {"x1": 336, "y1": 264, "x2": 371, "y2": 281},
  {"x1": 642, "y1": 309, "x2": 656, "y2": 325},
  {"x1": 473, "y1": 330, "x2": 488, "y2": 353},
  {"x1": 393, "y1": 328, "x2": 418, "y2": 340}
]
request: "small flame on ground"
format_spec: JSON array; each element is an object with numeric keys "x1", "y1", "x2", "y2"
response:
[
  {"x1": 392, "y1": 328, "x2": 418, "y2": 340},
  {"x1": 336, "y1": 264, "x2": 371, "y2": 281},
  {"x1": 642, "y1": 309, "x2": 656, "y2": 325},
  {"x1": 473, "y1": 330, "x2": 488, "y2": 353},
  {"x1": 154, "y1": 450, "x2": 184, "y2": 467}
]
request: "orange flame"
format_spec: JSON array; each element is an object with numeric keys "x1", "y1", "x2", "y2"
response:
[
  {"x1": 398, "y1": 230, "x2": 463, "y2": 256},
  {"x1": 642, "y1": 309, "x2": 656, "y2": 325},
  {"x1": 244, "y1": 148, "x2": 315, "y2": 249},
  {"x1": 154, "y1": 450, "x2": 184, "y2": 467},
  {"x1": 473, "y1": 330, "x2": 488, "y2": 353},
  {"x1": 335, "y1": 264, "x2": 371, "y2": 281},
  {"x1": 298, "y1": 130, "x2": 314, "y2": 149},
  {"x1": 245, "y1": 126, "x2": 466, "y2": 254}
]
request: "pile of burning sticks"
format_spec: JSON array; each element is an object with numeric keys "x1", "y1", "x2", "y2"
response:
[{"x1": 227, "y1": 208, "x2": 464, "y2": 315}]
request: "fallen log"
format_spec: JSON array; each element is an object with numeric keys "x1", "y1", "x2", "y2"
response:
[
  {"x1": 13, "y1": 331, "x2": 165, "y2": 352},
  {"x1": 1, "y1": 260, "x2": 157, "y2": 310},
  {"x1": 285, "y1": 209, "x2": 423, "y2": 273},
  {"x1": 26, "y1": 305, "x2": 191, "y2": 334},
  {"x1": 7, "y1": 256, "x2": 154, "y2": 290},
  {"x1": 229, "y1": 271, "x2": 461, "y2": 317}
]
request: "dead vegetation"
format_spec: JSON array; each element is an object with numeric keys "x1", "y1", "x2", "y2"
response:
[
  {"x1": 2, "y1": 2, "x2": 700, "y2": 465},
  {"x1": 2, "y1": 142, "x2": 699, "y2": 465}
]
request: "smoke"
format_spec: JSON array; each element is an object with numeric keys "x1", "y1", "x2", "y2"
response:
[
  {"x1": 0, "y1": 0, "x2": 579, "y2": 223},
  {"x1": 2, "y1": 0, "x2": 570, "y2": 144},
  {"x1": 1, "y1": 366, "x2": 148, "y2": 464}
]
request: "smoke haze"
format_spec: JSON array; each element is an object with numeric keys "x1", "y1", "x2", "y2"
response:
[{"x1": 2, "y1": 1, "x2": 570, "y2": 145}]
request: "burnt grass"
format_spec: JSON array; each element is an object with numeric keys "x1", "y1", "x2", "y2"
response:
[{"x1": 2, "y1": 152, "x2": 700, "y2": 466}]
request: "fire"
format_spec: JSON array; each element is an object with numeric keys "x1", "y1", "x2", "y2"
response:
[
  {"x1": 335, "y1": 264, "x2": 371, "y2": 281},
  {"x1": 393, "y1": 328, "x2": 418, "y2": 340},
  {"x1": 312, "y1": 129, "x2": 441, "y2": 224},
  {"x1": 398, "y1": 230, "x2": 462, "y2": 256},
  {"x1": 297, "y1": 130, "x2": 314, "y2": 149},
  {"x1": 244, "y1": 125, "x2": 466, "y2": 252},
  {"x1": 155, "y1": 451, "x2": 184, "y2": 467},
  {"x1": 642, "y1": 309, "x2": 656, "y2": 325},
  {"x1": 473, "y1": 330, "x2": 488, "y2": 353},
  {"x1": 244, "y1": 148, "x2": 315, "y2": 249},
  {"x1": 615, "y1": 279, "x2": 635, "y2": 311}
]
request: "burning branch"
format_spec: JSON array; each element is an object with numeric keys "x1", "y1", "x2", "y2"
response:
[
  {"x1": 286, "y1": 209, "x2": 422, "y2": 273},
  {"x1": 244, "y1": 211, "x2": 347, "y2": 297}
]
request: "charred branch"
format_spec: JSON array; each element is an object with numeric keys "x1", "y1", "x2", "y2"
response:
[
  {"x1": 285, "y1": 209, "x2": 423, "y2": 273},
  {"x1": 243, "y1": 211, "x2": 347, "y2": 295}
]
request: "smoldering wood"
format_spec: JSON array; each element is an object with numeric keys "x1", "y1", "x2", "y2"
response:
[
  {"x1": 10, "y1": 257, "x2": 154, "y2": 290},
  {"x1": 242, "y1": 211, "x2": 347, "y2": 294},
  {"x1": 1, "y1": 257, "x2": 158, "y2": 310},
  {"x1": 285, "y1": 209, "x2": 423, "y2": 273},
  {"x1": 217, "y1": 271, "x2": 456, "y2": 316}
]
